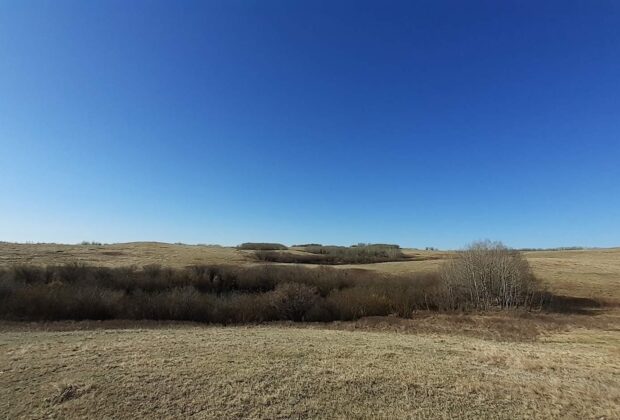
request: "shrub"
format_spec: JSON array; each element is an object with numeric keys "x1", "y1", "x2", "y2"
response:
[
  {"x1": 375, "y1": 273, "x2": 446, "y2": 315},
  {"x1": 440, "y1": 241, "x2": 541, "y2": 310},
  {"x1": 127, "y1": 287, "x2": 212, "y2": 321},
  {"x1": 11, "y1": 265, "x2": 50, "y2": 284},
  {"x1": 256, "y1": 245, "x2": 407, "y2": 265},
  {"x1": 220, "y1": 293, "x2": 277, "y2": 323},
  {"x1": 254, "y1": 251, "x2": 331, "y2": 264},
  {"x1": 0, "y1": 255, "x2": 552, "y2": 323},
  {"x1": 79, "y1": 241, "x2": 103, "y2": 246},
  {"x1": 327, "y1": 288, "x2": 392, "y2": 320},
  {"x1": 268, "y1": 283, "x2": 319, "y2": 321},
  {"x1": 237, "y1": 243, "x2": 287, "y2": 251},
  {"x1": 3, "y1": 284, "x2": 122, "y2": 320},
  {"x1": 351, "y1": 243, "x2": 400, "y2": 249}
]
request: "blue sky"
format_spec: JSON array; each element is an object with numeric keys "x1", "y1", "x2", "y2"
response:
[{"x1": 1, "y1": 1, "x2": 619, "y2": 249}]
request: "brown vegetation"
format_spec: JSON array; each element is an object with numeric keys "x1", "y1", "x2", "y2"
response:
[
  {"x1": 441, "y1": 241, "x2": 541, "y2": 310},
  {"x1": 0, "y1": 245, "x2": 579, "y2": 323},
  {"x1": 0, "y1": 243, "x2": 618, "y2": 419},
  {"x1": 256, "y1": 244, "x2": 408, "y2": 264},
  {"x1": 2, "y1": 242, "x2": 617, "y2": 304},
  {"x1": 0, "y1": 264, "x2": 446, "y2": 322},
  {"x1": 1, "y1": 324, "x2": 618, "y2": 419},
  {"x1": 0, "y1": 242, "x2": 248, "y2": 268},
  {"x1": 237, "y1": 242, "x2": 288, "y2": 250}
]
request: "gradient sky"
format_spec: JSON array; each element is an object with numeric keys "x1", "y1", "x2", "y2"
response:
[{"x1": 1, "y1": 1, "x2": 619, "y2": 249}]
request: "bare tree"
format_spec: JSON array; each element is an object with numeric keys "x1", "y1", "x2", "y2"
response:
[{"x1": 440, "y1": 240, "x2": 540, "y2": 310}]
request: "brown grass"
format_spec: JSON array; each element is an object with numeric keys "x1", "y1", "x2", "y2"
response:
[
  {"x1": 523, "y1": 248, "x2": 620, "y2": 301},
  {"x1": 0, "y1": 242, "x2": 248, "y2": 268},
  {"x1": 1, "y1": 322, "x2": 618, "y2": 419}
]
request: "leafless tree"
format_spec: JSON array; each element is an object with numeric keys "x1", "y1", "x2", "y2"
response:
[{"x1": 440, "y1": 240, "x2": 540, "y2": 310}]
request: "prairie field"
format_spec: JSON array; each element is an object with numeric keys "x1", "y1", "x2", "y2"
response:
[
  {"x1": 4, "y1": 1, "x2": 619, "y2": 419},
  {"x1": 0, "y1": 242, "x2": 619, "y2": 419}
]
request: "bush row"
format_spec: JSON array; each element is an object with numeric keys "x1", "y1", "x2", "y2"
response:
[
  {"x1": 237, "y1": 243, "x2": 287, "y2": 250},
  {"x1": 0, "y1": 251, "x2": 546, "y2": 323},
  {"x1": 256, "y1": 244, "x2": 408, "y2": 264},
  {"x1": 0, "y1": 265, "x2": 446, "y2": 322}
]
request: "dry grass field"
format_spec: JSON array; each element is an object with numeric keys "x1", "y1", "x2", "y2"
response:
[
  {"x1": 0, "y1": 242, "x2": 619, "y2": 419},
  {"x1": 523, "y1": 248, "x2": 620, "y2": 300},
  {"x1": 0, "y1": 242, "x2": 248, "y2": 268},
  {"x1": 1, "y1": 320, "x2": 618, "y2": 419}
]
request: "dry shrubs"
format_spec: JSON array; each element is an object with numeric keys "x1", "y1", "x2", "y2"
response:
[
  {"x1": 441, "y1": 241, "x2": 543, "y2": 310},
  {"x1": 238, "y1": 243, "x2": 287, "y2": 250},
  {"x1": 256, "y1": 244, "x2": 407, "y2": 264},
  {"x1": 0, "y1": 244, "x2": 549, "y2": 323},
  {"x1": 0, "y1": 264, "x2": 441, "y2": 322},
  {"x1": 269, "y1": 283, "x2": 319, "y2": 321},
  {"x1": 254, "y1": 251, "x2": 329, "y2": 264}
]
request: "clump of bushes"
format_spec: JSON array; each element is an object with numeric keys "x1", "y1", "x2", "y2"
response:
[
  {"x1": 304, "y1": 244, "x2": 405, "y2": 263},
  {"x1": 441, "y1": 241, "x2": 542, "y2": 310},
  {"x1": 0, "y1": 263, "x2": 443, "y2": 322},
  {"x1": 254, "y1": 251, "x2": 333, "y2": 264},
  {"x1": 351, "y1": 243, "x2": 400, "y2": 249},
  {"x1": 237, "y1": 243, "x2": 288, "y2": 251},
  {"x1": 256, "y1": 244, "x2": 407, "y2": 264},
  {"x1": 0, "y1": 243, "x2": 553, "y2": 323},
  {"x1": 79, "y1": 241, "x2": 103, "y2": 246},
  {"x1": 269, "y1": 283, "x2": 319, "y2": 321}
]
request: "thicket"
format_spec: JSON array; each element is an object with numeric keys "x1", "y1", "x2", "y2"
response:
[
  {"x1": 351, "y1": 243, "x2": 400, "y2": 249},
  {"x1": 256, "y1": 244, "x2": 407, "y2": 264},
  {"x1": 0, "y1": 264, "x2": 439, "y2": 322},
  {"x1": 237, "y1": 243, "x2": 288, "y2": 250},
  {"x1": 79, "y1": 241, "x2": 103, "y2": 246},
  {"x1": 0, "y1": 242, "x2": 549, "y2": 322}
]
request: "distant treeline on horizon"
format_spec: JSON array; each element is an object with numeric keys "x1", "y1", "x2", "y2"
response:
[{"x1": 0, "y1": 241, "x2": 606, "y2": 252}]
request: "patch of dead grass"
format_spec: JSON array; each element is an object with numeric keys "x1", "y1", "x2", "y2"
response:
[{"x1": 1, "y1": 324, "x2": 618, "y2": 419}]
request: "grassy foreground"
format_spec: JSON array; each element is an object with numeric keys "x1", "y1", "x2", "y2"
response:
[{"x1": 1, "y1": 321, "x2": 619, "y2": 419}]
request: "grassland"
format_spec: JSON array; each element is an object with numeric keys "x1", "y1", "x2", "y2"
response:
[
  {"x1": 1, "y1": 320, "x2": 618, "y2": 419},
  {"x1": 0, "y1": 242, "x2": 619, "y2": 419},
  {"x1": 0, "y1": 242, "x2": 248, "y2": 268}
]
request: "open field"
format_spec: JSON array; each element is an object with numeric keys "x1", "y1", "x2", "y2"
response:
[
  {"x1": 0, "y1": 242, "x2": 619, "y2": 418},
  {"x1": 0, "y1": 242, "x2": 248, "y2": 268},
  {"x1": 523, "y1": 248, "x2": 620, "y2": 300},
  {"x1": 1, "y1": 319, "x2": 619, "y2": 419}
]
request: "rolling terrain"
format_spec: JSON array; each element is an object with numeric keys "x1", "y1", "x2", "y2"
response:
[{"x1": 0, "y1": 242, "x2": 618, "y2": 419}]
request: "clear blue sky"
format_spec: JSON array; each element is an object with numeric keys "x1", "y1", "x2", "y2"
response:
[{"x1": 1, "y1": 1, "x2": 619, "y2": 249}]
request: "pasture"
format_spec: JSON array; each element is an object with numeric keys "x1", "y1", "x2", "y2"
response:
[{"x1": 0, "y1": 242, "x2": 618, "y2": 419}]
